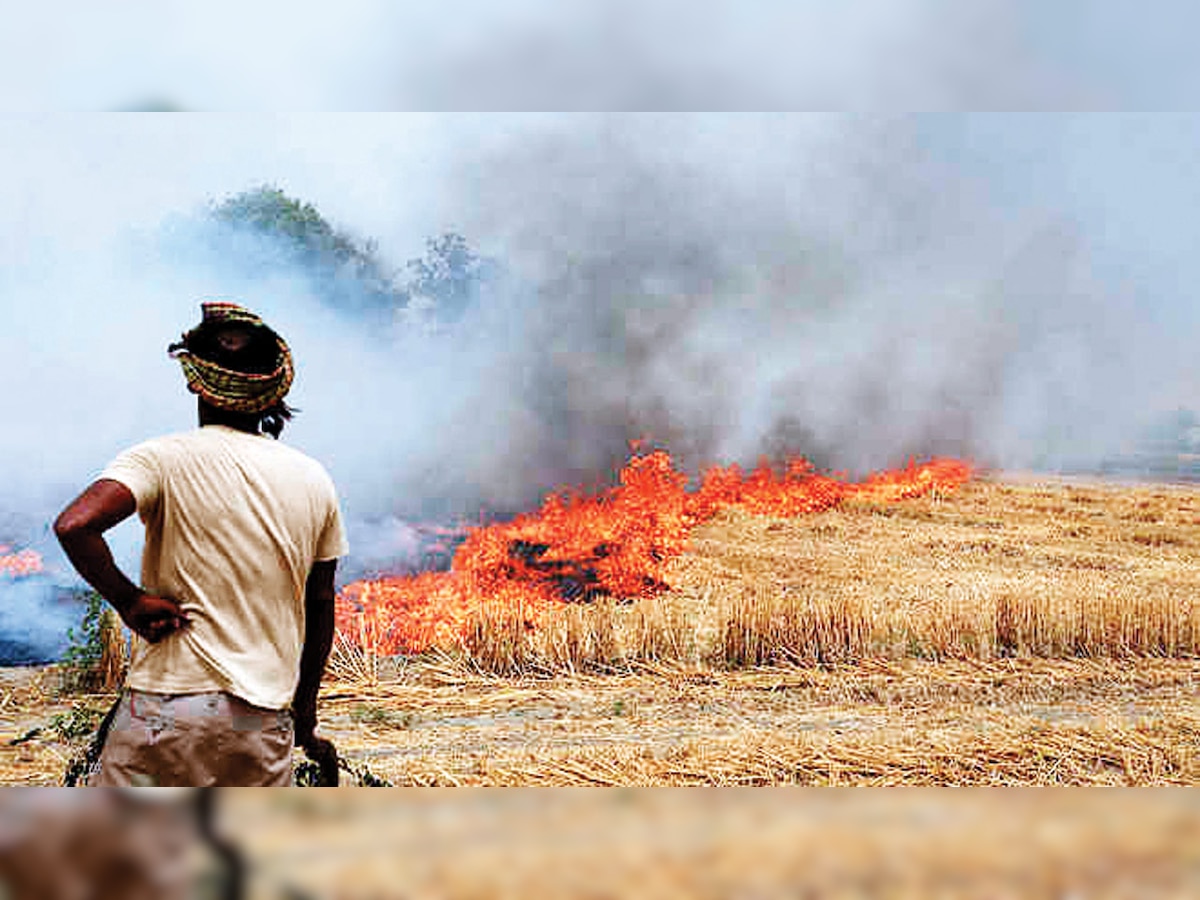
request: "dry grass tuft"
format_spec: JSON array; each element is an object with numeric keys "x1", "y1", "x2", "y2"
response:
[
  {"x1": 460, "y1": 598, "x2": 677, "y2": 676},
  {"x1": 459, "y1": 600, "x2": 546, "y2": 676},
  {"x1": 713, "y1": 585, "x2": 871, "y2": 667},
  {"x1": 96, "y1": 609, "x2": 127, "y2": 693},
  {"x1": 327, "y1": 627, "x2": 379, "y2": 688},
  {"x1": 627, "y1": 592, "x2": 696, "y2": 665}
]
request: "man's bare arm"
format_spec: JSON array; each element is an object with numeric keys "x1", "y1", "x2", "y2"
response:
[
  {"x1": 54, "y1": 479, "x2": 187, "y2": 643},
  {"x1": 292, "y1": 558, "x2": 337, "y2": 750}
]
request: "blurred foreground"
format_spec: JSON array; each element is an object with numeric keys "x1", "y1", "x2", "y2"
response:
[{"x1": 1, "y1": 789, "x2": 1199, "y2": 898}]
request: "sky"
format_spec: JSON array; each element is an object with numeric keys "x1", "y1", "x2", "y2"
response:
[{"x1": 1, "y1": 1, "x2": 1199, "y2": 110}]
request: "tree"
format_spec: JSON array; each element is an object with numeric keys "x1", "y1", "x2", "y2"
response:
[
  {"x1": 210, "y1": 186, "x2": 406, "y2": 319},
  {"x1": 403, "y1": 232, "x2": 496, "y2": 323},
  {"x1": 215, "y1": 187, "x2": 352, "y2": 265},
  {"x1": 209, "y1": 187, "x2": 498, "y2": 329}
]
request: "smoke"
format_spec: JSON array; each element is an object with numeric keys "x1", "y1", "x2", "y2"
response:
[
  {"x1": 392, "y1": 1, "x2": 1086, "y2": 110},
  {"x1": 0, "y1": 1, "x2": 1139, "y2": 110},
  {"x1": 423, "y1": 115, "x2": 1167, "y2": 491},
  {"x1": 1, "y1": 113, "x2": 1197, "y2": 660},
  {"x1": 0, "y1": 579, "x2": 80, "y2": 664}
]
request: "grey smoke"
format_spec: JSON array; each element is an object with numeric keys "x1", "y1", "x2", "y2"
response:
[
  {"x1": 396, "y1": 1, "x2": 1088, "y2": 110},
  {"x1": 423, "y1": 116, "x2": 1174, "y2": 494}
]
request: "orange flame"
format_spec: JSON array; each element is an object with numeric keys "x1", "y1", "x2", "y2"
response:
[
  {"x1": 336, "y1": 452, "x2": 972, "y2": 654},
  {"x1": 0, "y1": 546, "x2": 44, "y2": 579}
]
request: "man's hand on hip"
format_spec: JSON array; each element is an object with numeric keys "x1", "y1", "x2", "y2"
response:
[{"x1": 121, "y1": 593, "x2": 189, "y2": 643}]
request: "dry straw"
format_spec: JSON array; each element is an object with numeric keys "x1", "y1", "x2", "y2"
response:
[
  {"x1": 450, "y1": 478, "x2": 1200, "y2": 675},
  {"x1": 327, "y1": 627, "x2": 379, "y2": 688},
  {"x1": 96, "y1": 609, "x2": 127, "y2": 693}
]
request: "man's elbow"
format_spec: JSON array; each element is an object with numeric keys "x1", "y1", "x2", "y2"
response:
[
  {"x1": 53, "y1": 481, "x2": 137, "y2": 546},
  {"x1": 54, "y1": 505, "x2": 106, "y2": 550},
  {"x1": 53, "y1": 509, "x2": 86, "y2": 545}
]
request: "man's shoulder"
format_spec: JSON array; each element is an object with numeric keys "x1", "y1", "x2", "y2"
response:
[
  {"x1": 109, "y1": 429, "x2": 202, "y2": 463},
  {"x1": 118, "y1": 428, "x2": 308, "y2": 466},
  {"x1": 230, "y1": 433, "x2": 339, "y2": 494},
  {"x1": 114, "y1": 428, "x2": 338, "y2": 493},
  {"x1": 269, "y1": 442, "x2": 336, "y2": 485}
]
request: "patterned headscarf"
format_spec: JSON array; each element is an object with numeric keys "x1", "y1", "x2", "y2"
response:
[{"x1": 168, "y1": 301, "x2": 294, "y2": 414}]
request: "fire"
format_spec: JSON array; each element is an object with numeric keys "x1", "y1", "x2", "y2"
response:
[
  {"x1": 336, "y1": 452, "x2": 972, "y2": 654},
  {"x1": 0, "y1": 545, "x2": 44, "y2": 579}
]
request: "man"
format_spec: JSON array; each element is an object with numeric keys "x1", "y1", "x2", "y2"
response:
[{"x1": 54, "y1": 301, "x2": 348, "y2": 786}]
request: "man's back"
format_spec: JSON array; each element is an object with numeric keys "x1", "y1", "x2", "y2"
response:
[
  {"x1": 56, "y1": 300, "x2": 346, "y2": 786},
  {"x1": 103, "y1": 424, "x2": 346, "y2": 710}
]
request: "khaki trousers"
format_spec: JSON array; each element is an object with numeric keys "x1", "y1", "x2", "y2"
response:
[{"x1": 90, "y1": 689, "x2": 294, "y2": 787}]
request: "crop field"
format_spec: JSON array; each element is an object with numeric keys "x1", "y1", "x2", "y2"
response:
[{"x1": 2, "y1": 473, "x2": 1198, "y2": 791}]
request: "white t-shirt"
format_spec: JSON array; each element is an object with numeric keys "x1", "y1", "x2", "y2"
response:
[{"x1": 101, "y1": 425, "x2": 349, "y2": 710}]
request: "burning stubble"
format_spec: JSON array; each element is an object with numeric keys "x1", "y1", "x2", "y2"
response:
[{"x1": 335, "y1": 453, "x2": 972, "y2": 657}]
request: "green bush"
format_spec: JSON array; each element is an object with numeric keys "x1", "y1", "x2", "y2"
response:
[{"x1": 60, "y1": 592, "x2": 125, "y2": 694}]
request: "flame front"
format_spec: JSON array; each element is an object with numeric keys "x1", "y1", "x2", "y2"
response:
[
  {"x1": 0, "y1": 546, "x2": 44, "y2": 579},
  {"x1": 336, "y1": 452, "x2": 973, "y2": 654}
]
